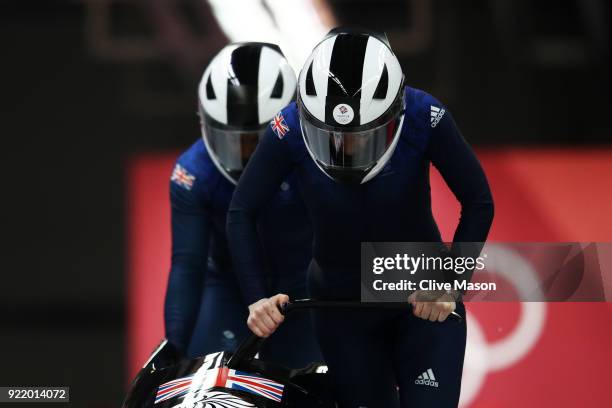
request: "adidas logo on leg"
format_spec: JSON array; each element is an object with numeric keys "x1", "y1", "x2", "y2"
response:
[
  {"x1": 415, "y1": 368, "x2": 439, "y2": 388},
  {"x1": 430, "y1": 105, "x2": 446, "y2": 128}
]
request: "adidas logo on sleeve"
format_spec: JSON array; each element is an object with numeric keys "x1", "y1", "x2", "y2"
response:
[
  {"x1": 415, "y1": 368, "x2": 439, "y2": 387},
  {"x1": 430, "y1": 105, "x2": 446, "y2": 128}
]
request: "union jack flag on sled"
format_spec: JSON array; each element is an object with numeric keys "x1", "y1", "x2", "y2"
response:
[
  {"x1": 154, "y1": 375, "x2": 194, "y2": 404},
  {"x1": 123, "y1": 331, "x2": 335, "y2": 407},
  {"x1": 223, "y1": 369, "x2": 284, "y2": 403},
  {"x1": 152, "y1": 352, "x2": 285, "y2": 406}
]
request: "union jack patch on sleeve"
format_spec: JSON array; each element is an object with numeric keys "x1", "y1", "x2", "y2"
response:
[
  {"x1": 171, "y1": 163, "x2": 196, "y2": 190},
  {"x1": 271, "y1": 113, "x2": 290, "y2": 139}
]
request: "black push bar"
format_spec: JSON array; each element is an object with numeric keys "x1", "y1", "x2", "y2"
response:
[{"x1": 227, "y1": 299, "x2": 462, "y2": 369}]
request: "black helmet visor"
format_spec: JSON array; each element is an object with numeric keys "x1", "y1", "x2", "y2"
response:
[{"x1": 300, "y1": 112, "x2": 403, "y2": 170}]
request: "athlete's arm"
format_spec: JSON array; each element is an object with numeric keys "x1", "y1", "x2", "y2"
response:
[
  {"x1": 427, "y1": 109, "x2": 494, "y2": 291},
  {"x1": 227, "y1": 125, "x2": 295, "y2": 337},
  {"x1": 427, "y1": 110, "x2": 494, "y2": 243},
  {"x1": 163, "y1": 181, "x2": 210, "y2": 352}
]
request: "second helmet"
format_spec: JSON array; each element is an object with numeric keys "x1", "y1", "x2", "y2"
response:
[{"x1": 198, "y1": 42, "x2": 297, "y2": 184}]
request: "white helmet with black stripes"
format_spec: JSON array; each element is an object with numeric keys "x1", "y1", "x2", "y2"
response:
[
  {"x1": 198, "y1": 42, "x2": 296, "y2": 184},
  {"x1": 298, "y1": 28, "x2": 405, "y2": 184}
]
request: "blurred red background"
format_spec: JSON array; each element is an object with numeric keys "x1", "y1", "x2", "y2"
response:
[{"x1": 127, "y1": 148, "x2": 612, "y2": 407}]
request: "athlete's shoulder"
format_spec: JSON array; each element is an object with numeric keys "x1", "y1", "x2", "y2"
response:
[
  {"x1": 171, "y1": 138, "x2": 223, "y2": 197},
  {"x1": 404, "y1": 86, "x2": 448, "y2": 130},
  {"x1": 268, "y1": 102, "x2": 300, "y2": 141},
  {"x1": 266, "y1": 102, "x2": 308, "y2": 160}
]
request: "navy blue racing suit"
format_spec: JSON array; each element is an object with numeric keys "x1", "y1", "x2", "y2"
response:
[
  {"x1": 164, "y1": 139, "x2": 321, "y2": 368},
  {"x1": 227, "y1": 87, "x2": 494, "y2": 407}
]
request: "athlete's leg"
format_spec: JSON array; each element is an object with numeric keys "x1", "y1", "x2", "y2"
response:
[
  {"x1": 312, "y1": 307, "x2": 400, "y2": 408},
  {"x1": 306, "y1": 260, "x2": 399, "y2": 407},
  {"x1": 260, "y1": 308, "x2": 323, "y2": 368},
  {"x1": 260, "y1": 273, "x2": 324, "y2": 368},
  {"x1": 186, "y1": 278, "x2": 250, "y2": 358},
  {"x1": 393, "y1": 302, "x2": 467, "y2": 408}
]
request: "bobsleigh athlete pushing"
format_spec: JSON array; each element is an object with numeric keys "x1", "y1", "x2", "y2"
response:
[
  {"x1": 123, "y1": 301, "x2": 463, "y2": 407},
  {"x1": 128, "y1": 25, "x2": 491, "y2": 408}
]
